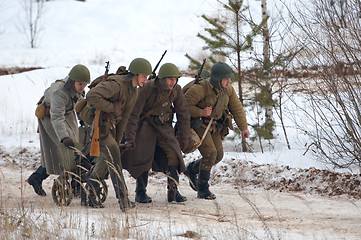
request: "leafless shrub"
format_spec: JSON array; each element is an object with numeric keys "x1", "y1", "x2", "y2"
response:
[
  {"x1": 285, "y1": 0, "x2": 361, "y2": 171},
  {"x1": 18, "y1": 0, "x2": 46, "y2": 48}
]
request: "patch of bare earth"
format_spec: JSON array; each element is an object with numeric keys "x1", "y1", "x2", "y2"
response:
[{"x1": 0, "y1": 67, "x2": 42, "y2": 76}]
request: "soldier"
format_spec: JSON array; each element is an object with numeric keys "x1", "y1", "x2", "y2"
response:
[
  {"x1": 79, "y1": 58, "x2": 152, "y2": 211},
  {"x1": 184, "y1": 62, "x2": 249, "y2": 199},
  {"x1": 26, "y1": 64, "x2": 90, "y2": 196},
  {"x1": 122, "y1": 63, "x2": 190, "y2": 203}
]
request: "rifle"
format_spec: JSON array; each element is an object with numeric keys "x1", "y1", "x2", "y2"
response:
[
  {"x1": 194, "y1": 58, "x2": 207, "y2": 84},
  {"x1": 90, "y1": 61, "x2": 110, "y2": 156},
  {"x1": 148, "y1": 50, "x2": 167, "y2": 80}
]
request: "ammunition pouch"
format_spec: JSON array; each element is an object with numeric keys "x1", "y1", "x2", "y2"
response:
[
  {"x1": 35, "y1": 103, "x2": 50, "y2": 119},
  {"x1": 152, "y1": 113, "x2": 172, "y2": 125},
  {"x1": 217, "y1": 112, "x2": 233, "y2": 138},
  {"x1": 190, "y1": 117, "x2": 203, "y2": 129}
]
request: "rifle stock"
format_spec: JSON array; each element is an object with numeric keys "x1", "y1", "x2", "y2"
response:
[
  {"x1": 90, "y1": 61, "x2": 110, "y2": 156},
  {"x1": 89, "y1": 109, "x2": 101, "y2": 156}
]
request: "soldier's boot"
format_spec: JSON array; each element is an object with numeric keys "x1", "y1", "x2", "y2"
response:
[
  {"x1": 26, "y1": 166, "x2": 49, "y2": 196},
  {"x1": 184, "y1": 158, "x2": 201, "y2": 191},
  {"x1": 197, "y1": 170, "x2": 216, "y2": 200},
  {"x1": 167, "y1": 166, "x2": 187, "y2": 203},
  {"x1": 110, "y1": 169, "x2": 135, "y2": 211},
  {"x1": 135, "y1": 171, "x2": 152, "y2": 203},
  {"x1": 85, "y1": 176, "x2": 104, "y2": 208}
]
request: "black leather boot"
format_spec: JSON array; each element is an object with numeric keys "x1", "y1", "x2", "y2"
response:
[
  {"x1": 197, "y1": 170, "x2": 216, "y2": 200},
  {"x1": 184, "y1": 158, "x2": 201, "y2": 191},
  {"x1": 167, "y1": 166, "x2": 187, "y2": 203},
  {"x1": 27, "y1": 166, "x2": 49, "y2": 196},
  {"x1": 135, "y1": 171, "x2": 152, "y2": 203}
]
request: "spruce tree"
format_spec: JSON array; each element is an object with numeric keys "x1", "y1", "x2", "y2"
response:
[
  {"x1": 185, "y1": 0, "x2": 266, "y2": 152},
  {"x1": 186, "y1": 0, "x2": 265, "y2": 102}
]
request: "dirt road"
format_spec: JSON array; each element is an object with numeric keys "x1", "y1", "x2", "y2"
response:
[{"x1": 1, "y1": 166, "x2": 360, "y2": 239}]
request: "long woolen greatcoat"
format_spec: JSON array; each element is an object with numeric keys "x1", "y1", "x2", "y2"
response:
[
  {"x1": 122, "y1": 79, "x2": 190, "y2": 179},
  {"x1": 39, "y1": 77, "x2": 83, "y2": 175}
]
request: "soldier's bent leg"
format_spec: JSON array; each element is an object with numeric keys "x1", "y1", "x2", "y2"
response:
[
  {"x1": 84, "y1": 174, "x2": 104, "y2": 208},
  {"x1": 135, "y1": 171, "x2": 152, "y2": 203},
  {"x1": 167, "y1": 166, "x2": 187, "y2": 203},
  {"x1": 184, "y1": 158, "x2": 201, "y2": 191},
  {"x1": 157, "y1": 135, "x2": 186, "y2": 202},
  {"x1": 195, "y1": 128, "x2": 217, "y2": 199},
  {"x1": 212, "y1": 130, "x2": 224, "y2": 166},
  {"x1": 105, "y1": 137, "x2": 134, "y2": 211},
  {"x1": 195, "y1": 127, "x2": 218, "y2": 171},
  {"x1": 81, "y1": 152, "x2": 108, "y2": 207},
  {"x1": 27, "y1": 166, "x2": 49, "y2": 196},
  {"x1": 197, "y1": 170, "x2": 216, "y2": 200}
]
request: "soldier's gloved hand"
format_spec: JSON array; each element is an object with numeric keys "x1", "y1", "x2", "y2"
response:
[
  {"x1": 179, "y1": 138, "x2": 189, "y2": 152},
  {"x1": 125, "y1": 139, "x2": 136, "y2": 151},
  {"x1": 61, "y1": 137, "x2": 75, "y2": 148}
]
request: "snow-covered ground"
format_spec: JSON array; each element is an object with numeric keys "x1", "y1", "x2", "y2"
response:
[{"x1": 0, "y1": 0, "x2": 360, "y2": 239}]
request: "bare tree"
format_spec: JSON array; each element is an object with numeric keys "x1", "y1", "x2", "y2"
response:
[
  {"x1": 286, "y1": 0, "x2": 361, "y2": 171},
  {"x1": 18, "y1": 0, "x2": 46, "y2": 48}
]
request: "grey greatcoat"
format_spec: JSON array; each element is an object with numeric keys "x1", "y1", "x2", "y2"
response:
[
  {"x1": 122, "y1": 79, "x2": 190, "y2": 179},
  {"x1": 39, "y1": 77, "x2": 83, "y2": 175}
]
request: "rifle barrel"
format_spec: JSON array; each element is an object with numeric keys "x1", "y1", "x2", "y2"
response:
[
  {"x1": 195, "y1": 58, "x2": 206, "y2": 84},
  {"x1": 149, "y1": 50, "x2": 167, "y2": 80}
]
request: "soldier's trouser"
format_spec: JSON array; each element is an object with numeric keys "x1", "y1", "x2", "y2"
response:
[
  {"x1": 195, "y1": 127, "x2": 223, "y2": 171},
  {"x1": 156, "y1": 133, "x2": 179, "y2": 167},
  {"x1": 91, "y1": 133, "x2": 129, "y2": 200}
]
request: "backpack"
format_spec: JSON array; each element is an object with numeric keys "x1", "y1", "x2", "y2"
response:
[{"x1": 74, "y1": 67, "x2": 129, "y2": 114}]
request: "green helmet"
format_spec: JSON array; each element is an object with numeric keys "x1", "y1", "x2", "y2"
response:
[
  {"x1": 200, "y1": 69, "x2": 211, "y2": 78},
  {"x1": 128, "y1": 58, "x2": 152, "y2": 75},
  {"x1": 69, "y1": 64, "x2": 90, "y2": 84},
  {"x1": 158, "y1": 63, "x2": 180, "y2": 79},
  {"x1": 210, "y1": 62, "x2": 234, "y2": 82}
]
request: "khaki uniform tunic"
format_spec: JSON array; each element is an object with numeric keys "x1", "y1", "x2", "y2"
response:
[{"x1": 184, "y1": 79, "x2": 248, "y2": 170}]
